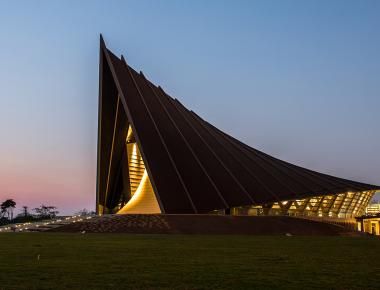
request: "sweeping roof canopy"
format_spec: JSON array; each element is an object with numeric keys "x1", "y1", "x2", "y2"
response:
[{"x1": 97, "y1": 36, "x2": 379, "y2": 214}]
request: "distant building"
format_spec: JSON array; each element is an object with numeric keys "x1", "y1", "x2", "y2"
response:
[
  {"x1": 356, "y1": 215, "x2": 380, "y2": 236},
  {"x1": 366, "y1": 203, "x2": 380, "y2": 215},
  {"x1": 96, "y1": 36, "x2": 380, "y2": 218}
]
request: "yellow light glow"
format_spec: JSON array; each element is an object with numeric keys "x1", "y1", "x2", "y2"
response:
[
  {"x1": 126, "y1": 125, "x2": 133, "y2": 143},
  {"x1": 117, "y1": 170, "x2": 161, "y2": 214},
  {"x1": 132, "y1": 143, "x2": 137, "y2": 158}
]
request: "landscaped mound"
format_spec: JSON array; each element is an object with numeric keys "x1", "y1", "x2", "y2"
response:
[{"x1": 49, "y1": 214, "x2": 358, "y2": 236}]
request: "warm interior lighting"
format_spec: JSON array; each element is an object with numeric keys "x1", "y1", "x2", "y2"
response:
[
  {"x1": 117, "y1": 169, "x2": 161, "y2": 214},
  {"x1": 126, "y1": 125, "x2": 133, "y2": 143},
  {"x1": 229, "y1": 190, "x2": 375, "y2": 218},
  {"x1": 116, "y1": 124, "x2": 161, "y2": 214},
  {"x1": 127, "y1": 142, "x2": 145, "y2": 196}
]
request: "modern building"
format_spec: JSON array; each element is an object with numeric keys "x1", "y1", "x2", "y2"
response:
[
  {"x1": 366, "y1": 203, "x2": 380, "y2": 215},
  {"x1": 356, "y1": 215, "x2": 380, "y2": 236},
  {"x1": 96, "y1": 36, "x2": 379, "y2": 218}
]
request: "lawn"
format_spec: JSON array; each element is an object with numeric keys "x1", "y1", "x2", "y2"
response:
[{"x1": 0, "y1": 233, "x2": 379, "y2": 289}]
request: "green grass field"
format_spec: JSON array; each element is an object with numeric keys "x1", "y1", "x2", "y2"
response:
[{"x1": 0, "y1": 233, "x2": 379, "y2": 289}]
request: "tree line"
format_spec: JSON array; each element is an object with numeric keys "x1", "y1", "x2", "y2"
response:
[{"x1": 0, "y1": 199, "x2": 59, "y2": 225}]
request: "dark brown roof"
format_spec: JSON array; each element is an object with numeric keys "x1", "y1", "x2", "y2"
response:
[{"x1": 97, "y1": 36, "x2": 379, "y2": 214}]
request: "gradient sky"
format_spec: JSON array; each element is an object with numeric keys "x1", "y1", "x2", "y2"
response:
[{"x1": 0, "y1": 0, "x2": 379, "y2": 215}]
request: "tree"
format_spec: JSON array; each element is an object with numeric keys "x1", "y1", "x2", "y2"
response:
[
  {"x1": 1, "y1": 199, "x2": 16, "y2": 220},
  {"x1": 75, "y1": 209, "x2": 93, "y2": 216},
  {"x1": 22, "y1": 206, "x2": 30, "y2": 217},
  {"x1": 33, "y1": 205, "x2": 59, "y2": 219},
  {"x1": 0, "y1": 206, "x2": 5, "y2": 219}
]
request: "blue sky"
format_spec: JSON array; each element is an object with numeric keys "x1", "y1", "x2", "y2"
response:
[{"x1": 0, "y1": 0, "x2": 379, "y2": 214}]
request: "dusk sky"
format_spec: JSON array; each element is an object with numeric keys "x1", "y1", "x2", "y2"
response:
[{"x1": 0, "y1": 0, "x2": 379, "y2": 215}]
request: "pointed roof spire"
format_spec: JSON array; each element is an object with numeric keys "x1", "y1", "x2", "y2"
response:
[{"x1": 99, "y1": 34, "x2": 107, "y2": 52}]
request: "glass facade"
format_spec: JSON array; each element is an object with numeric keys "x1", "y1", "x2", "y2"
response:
[{"x1": 229, "y1": 190, "x2": 375, "y2": 218}]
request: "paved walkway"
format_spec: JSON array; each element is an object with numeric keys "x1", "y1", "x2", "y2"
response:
[{"x1": 0, "y1": 216, "x2": 93, "y2": 233}]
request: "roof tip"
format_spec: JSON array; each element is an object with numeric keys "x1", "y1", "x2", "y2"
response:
[{"x1": 100, "y1": 34, "x2": 106, "y2": 47}]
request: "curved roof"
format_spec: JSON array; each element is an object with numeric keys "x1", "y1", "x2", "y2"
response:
[{"x1": 97, "y1": 36, "x2": 379, "y2": 214}]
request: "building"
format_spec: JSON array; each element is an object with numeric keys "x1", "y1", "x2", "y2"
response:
[
  {"x1": 366, "y1": 203, "x2": 380, "y2": 215},
  {"x1": 96, "y1": 36, "x2": 379, "y2": 217},
  {"x1": 356, "y1": 215, "x2": 380, "y2": 236},
  {"x1": 356, "y1": 202, "x2": 380, "y2": 236}
]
